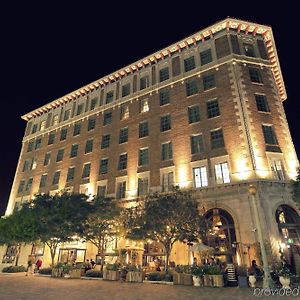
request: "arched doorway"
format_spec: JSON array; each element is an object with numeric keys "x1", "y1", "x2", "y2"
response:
[
  {"x1": 275, "y1": 205, "x2": 300, "y2": 274},
  {"x1": 204, "y1": 208, "x2": 237, "y2": 264}
]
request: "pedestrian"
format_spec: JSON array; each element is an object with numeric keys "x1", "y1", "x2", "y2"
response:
[
  {"x1": 90, "y1": 258, "x2": 96, "y2": 269},
  {"x1": 25, "y1": 255, "x2": 35, "y2": 276},
  {"x1": 192, "y1": 257, "x2": 198, "y2": 267},
  {"x1": 35, "y1": 257, "x2": 43, "y2": 273},
  {"x1": 84, "y1": 259, "x2": 92, "y2": 273}
]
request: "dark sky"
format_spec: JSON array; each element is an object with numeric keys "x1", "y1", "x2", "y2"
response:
[{"x1": 0, "y1": 4, "x2": 299, "y2": 215}]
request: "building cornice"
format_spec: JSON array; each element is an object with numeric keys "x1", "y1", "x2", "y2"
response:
[{"x1": 21, "y1": 17, "x2": 286, "y2": 122}]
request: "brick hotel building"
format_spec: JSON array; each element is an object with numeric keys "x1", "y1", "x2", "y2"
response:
[{"x1": 1, "y1": 18, "x2": 300, "y2": 271}]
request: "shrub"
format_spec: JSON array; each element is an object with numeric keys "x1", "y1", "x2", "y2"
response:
[
  {"x1": 106, "y1": 263, "x2": 120, "y2": 271},
  {"x1": 191, "y1": 266, "x2": 205, "y2": 277},
  {"x1": 85, "y1": 270, "x2": 103, "y2": 278},
  {"x1": 236, "y1": 265, "x2": 248, "y2": 277},
  {"x1": 2, "y1": 265, "x2": 27, "y2": 273},
  {"x1": 207, "y1": 265, "x2": 221, "y2": 275},
  {"x1": 38, "y1": 267, "x2": 52, "y2": 275},
  {"x1": 147, "y1": 271, "x2": 172, "y2": 281}
]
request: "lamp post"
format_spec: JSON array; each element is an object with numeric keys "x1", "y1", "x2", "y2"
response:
[{"x1": 248, "y1": 184, "x2": 273, "y2": 289}]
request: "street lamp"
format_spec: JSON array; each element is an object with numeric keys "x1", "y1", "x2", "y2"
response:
[{"x1": 248, "y1": 184, "x2": 273, "y2": 289}]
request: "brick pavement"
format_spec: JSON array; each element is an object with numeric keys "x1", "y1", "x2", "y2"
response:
[{"x1": 0, "y1": 274, "x2": 297, "y2": 300}]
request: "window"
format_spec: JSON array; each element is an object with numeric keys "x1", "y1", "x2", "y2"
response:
[
  {"x1": 67, "y1": 167, "x2": 75, "y2": 182},
  {"x1": 119, "y1": 128, "x2": 128, "y2": 144},
  {"x1": 184, "y1": 56, "x2": 196, "y2": 72},
  {"x1": 211, "y1": 129, "x2": 225, "y2": 149},
  {"x1": 138, "y1": 178, "x2": 149, "y2": 196},
  {"x1": 249, "y1": 67, "x2": 263, "y2": 83},
  {"x1": 43, "y1": 152, "x2": 51, "y2": 166},
  {"x1": 139, "y1": 98, "x2": 149, "y2": 113},
  {"x1": 215, "y1": 162, "x2": 230, "y2": 184},
  {"x1": 35, "y1": 138, "x2": 42, "y2": 150},
  {"x1": 200, "y1": 49, "x2": 212, "y2": 65},
  {"x1": 82, "y1": 163, "x2": 91, "y2": 179},
  {"x1": 39, "y1": 174, "x2": 47, "y2": 188},
  {"x1": 31, "y1": 124, "x2": 38, "y2": 134},
  {"x1": 186, "y1": 79, "x2": 198, "y2": 96},
  {"x1": 103, "y1": 111, "x2": 112, "y2": 125},
  {"x1": 52, "y1": 171, "x2": 60, "y2": 185},
  {"x1": 73, "y1": 123, "x2": 81, "y2": 136},
  {"x1": 139, "y1": 148, "x2": 149, "y2": 166},
  {"x1": 85, "y1": 139, "x2": 93, "y2": 154},
  {"x1": 88, "y1": 118, "x2": 96, "y2": 131},
  {"x1": 203, "y1": 74, "x2": 216, "y2": 90},
  {"x1": 40, "y1": 120, "x2": 46, "y2": 131},
  {"x1": 139, "y1": 121, "x2": 149, "y2": 138},
  {"x1": 56, "y1": 149, "x2": 64, "y2": 162},
  {"x1": 159, "y1": 67, "x2": 169, "y2": 82},
  {"x1": 90, "y1": 97, "x2": 97, "y2": 110},
  {"x1": 271, "y1": 160, "x2": 285, "y2": 180},
  {"x1": 243, "y1": 43, "x2": 255, "y2": 57},
  {"x1": 52, "y1": 115, "x2": 59, "y2": 126},
  {"x1": 207, "y1": 99, "x2": 220, "y2": 118},
  {"x1": 63, "y1": 109, "x2": 70, "y2": 121},
  {"x1": 122, "y1": 83, "x2": 130, "y2": 97},
  {"x1": 101, "y1": 134, "x2": 110, "y2": 149},
  {"x1": 160, "y1": 115, "x2": 171, "y2": 132},
  {"x1": 25, "y1": 177, "x2": 33, "y2": 192},
  {"x1": 120, "y1": 104, "x2": 129, "y2": 120},
  {"x1": 18, "y1": 180, "x2": 25, "y2": 193},
  {"x1": 97, "y1": 185, "x2": 106, "y2": 197},
  {"x1": 193, "y1": 167, "x2": 208, "y2": 187},
  {"x1": 23, "y1": 160, "x2": 30, "y2": 172},
  {"x1": 48, "y1": 132, "x2": 55, "y2": 145},
  {"x1": 255, "y1": 94, "x2": 270, "y2": 112},
  {"x1": 99, "y1": 158, "x2": 108, "y2": 174},
  {"x1": 162, "y1": 172, "x2": 174, "y2": 192},
  {"x1": 161, "y1": 142, "x2": 173, "y2": 160},
  {"x1": 262, "y1": 125, "x2": 278, "y2": 145},
  {"x1": 191, "y1": 134, "x2": 204, "y2": 154},
  {"x1": 60, "y1": 128, "x2": 68, "y2": 141},
  {"x1": 116, "y1": 181, "x2": 126, "y2": 199},
  {"x1": 188, "y1": 106, "x2": 200, "y2": 123},
  {"x1": 160, "y1": 89, "x2": 170, "y2": 106},
  {"x1": 31, "y1": 158, "x2": 37, "y2": 170},
  {"x1": 106, "y1": 91, "x2": 114, "y2": 104},
  {"x1": 70, "y1": 144, "x2": 79, "y2": 158},
  {"x1": 140, "y1": 75, "x2": 149, "y2": 90},
  {"x1": 118, "y1": 153, "x2": 128, "y2": 170},
  {"x1": 27, "y1": 141, "x2": 34, "y2": 152},
  {"x1": 76, "y1": 103, "x2": 84, "y2": 116}
]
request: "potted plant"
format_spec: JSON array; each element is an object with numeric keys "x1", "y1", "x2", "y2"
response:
[
  {"x1": 191, "y1": 266, "x2": 205, "y2": 287},
  {"x1": 69, "y1": 263, "x2": 84, "y2": 278},
  {"x1": 173, "y1": 265, "x2": 184, "y2": 285},
  {"x1": 208, "y1": 265, "x2": 224, "y2": 287},
  {"x1": 203, "y1": 265, "x2": 212, "y2": 287},
  {"x1": 248, "y1": 268, "x2": 256, "y2": 288},
  {"x1": 103, "y1": 263, "x2": 120, "y2": 281},
  {"x1": 278, "y1": 266, "x2": 292, "y2": 289},
  {"x1": 236, "y1": 265, "x2": 248, "y2": 288},
  {"x1": 126, "y1": 264, "x2": 143, "y2": 283},
  {"x1": 182, "y1": 265, "x2": 193, "y2": 286}
]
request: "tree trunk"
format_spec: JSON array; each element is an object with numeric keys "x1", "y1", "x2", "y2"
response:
[
  {"x1": 165, "y1": 250, "x2": 170, "y2": 273},
  {"x1": 100, "y1": 236, "x2": 105, "y2": 272}
]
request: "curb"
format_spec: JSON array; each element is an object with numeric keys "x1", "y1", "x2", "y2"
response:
[{"x1": 144, "y1": 281, "x2": 174, "y2": 285}]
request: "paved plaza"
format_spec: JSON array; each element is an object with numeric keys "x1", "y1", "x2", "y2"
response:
[{"x1": 0, "y1": 274, "x2": 298, "y2": 300}]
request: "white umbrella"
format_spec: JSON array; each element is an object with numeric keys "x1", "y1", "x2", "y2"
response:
[{"x1": 189, "y1": 243, "x2": 214, "y2": 253}]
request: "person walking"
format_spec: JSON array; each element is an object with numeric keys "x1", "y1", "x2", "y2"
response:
[
  {"x1": 25, "y1": 255, "x2": 35, "y2": 276},
  {"x1": 35, "y1": 257, "x2": 43, "y2": 273}
]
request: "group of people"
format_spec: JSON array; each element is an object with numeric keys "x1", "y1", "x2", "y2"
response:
[
  {"x1": 84, "y1": 259, "x2": 96, "y2": 272},
  {"x1": 26, "y1": 255, "x2": 43, "y2": 276}
]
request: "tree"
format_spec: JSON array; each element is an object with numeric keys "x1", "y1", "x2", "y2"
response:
[
  {"x1": 0, "y1": 193, "x2": 90, "y2": 267},
  {"x1": 292, "y1": 168, "x2": 300, "y2": 208},
  {"x1": 81, "y1": 197, "x2": 120, "y2": 271},
  {"x1": 124, "y1": 188, "x2": 207, "y2": 272}
]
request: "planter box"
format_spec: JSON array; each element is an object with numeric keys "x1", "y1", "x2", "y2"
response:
[
  {"x1": 182, "y1": 273, "x2": 193, "y2": 286},
  {"x1": 173, "y1": 272, "x2": 184, "y2": 285},
  {"x1": 203, "y1": 275, "x2": 213, "y2": 287},
  {"x1": 126, "y1": 271, "x2": 143, "y2": 283},
  {"x1": 51, "y1": 268, "x2": 63, "y2": 278},
  {"x1": 212, "y1": 275, "x2": 224, "y2": 287},
  {"x1": 103, "y1": 270, "x2": 120, "y2": 281},
  {"x1": 238, "y1": 276, "x2": 248, "y2": 288},
  {"x1": 69, "y1": 269, "x2": 84, "y2": 278}
]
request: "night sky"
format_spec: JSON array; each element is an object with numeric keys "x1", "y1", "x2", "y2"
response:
[{"x1": 0, "y1": 5, "x2": 299, "y2": 215}]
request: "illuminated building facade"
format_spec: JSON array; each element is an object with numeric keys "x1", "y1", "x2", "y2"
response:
[{"x1": 1, "y1": 18, "x2": 300, "y2": 271}]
